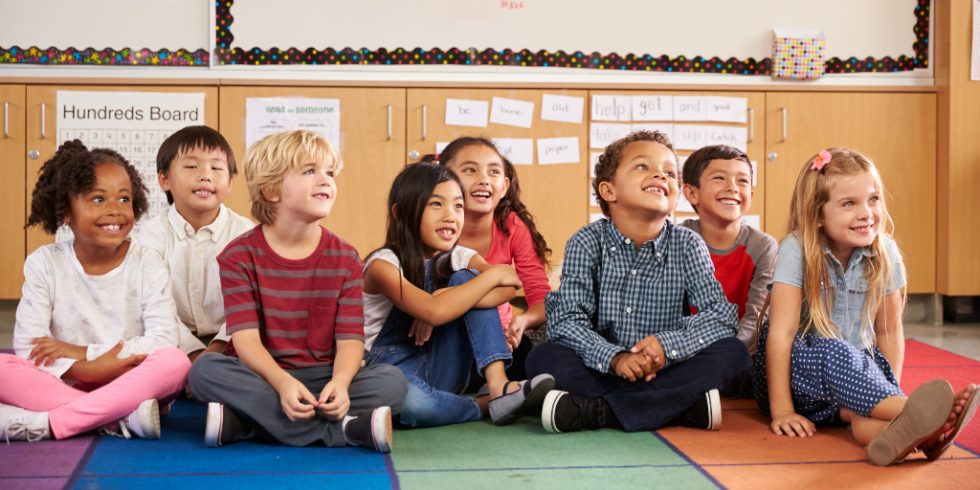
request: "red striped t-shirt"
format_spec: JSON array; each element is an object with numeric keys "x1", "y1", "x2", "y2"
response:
[{"x1": 219, "y1": 225, "x2": 365, "y2": 369}]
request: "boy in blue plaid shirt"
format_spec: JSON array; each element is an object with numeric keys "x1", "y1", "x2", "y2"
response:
[{"x1": 529, "y1": 131, "x2": 752, "y2": 434}]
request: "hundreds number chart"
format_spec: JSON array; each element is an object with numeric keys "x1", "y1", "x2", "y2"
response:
[{"x1": 54, "y1": 91, "x2": 206, "y2": 242}]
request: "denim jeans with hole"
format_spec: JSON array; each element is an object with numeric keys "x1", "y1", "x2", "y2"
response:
[{"x1": 365, "y1": 269, "x2": 512, "y2": 428}]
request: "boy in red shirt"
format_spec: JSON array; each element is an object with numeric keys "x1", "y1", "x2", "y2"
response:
[
  {"x1": 680, "y1": 145, "x2": 777, "y2": 349},
  {"x1": 187, "y1": 129, "x2": 407, "y2": 452}
]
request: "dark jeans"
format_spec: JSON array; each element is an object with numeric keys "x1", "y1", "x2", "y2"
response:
[
  {"x1": 526, "y1": 337, "x2": 751, "y2": 432},
  {"x1": 465, "y1": 333, "x2": 532, "y2": 394},
  {"x1": 188, "y1": 353, "x2": 408, "y2": 447}
]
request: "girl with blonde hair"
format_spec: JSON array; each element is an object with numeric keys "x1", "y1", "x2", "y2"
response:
[{"x1": 753, "y1": 148, "x2": 978, "y2": 466}]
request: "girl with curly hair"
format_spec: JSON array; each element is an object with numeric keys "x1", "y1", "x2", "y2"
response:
[{"x1": 0, "y1": 140, "x2": 192, "y2": 443}]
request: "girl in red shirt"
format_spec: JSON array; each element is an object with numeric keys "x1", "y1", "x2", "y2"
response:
[{"x1": 423, "y1": 137, "x2": 552, "y2": 384}]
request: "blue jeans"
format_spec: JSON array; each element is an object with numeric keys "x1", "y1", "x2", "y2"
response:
[{"x1": 365, "y1": 269, "x2": 512, "y2": 428}]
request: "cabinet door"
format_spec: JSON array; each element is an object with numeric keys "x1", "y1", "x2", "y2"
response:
[
  {"x1": 0, "y1": 85, "x2": 26, "y2": 299},
  {"x1": 25, "y1": 85, "x2": 220, "y2": 256},
  {"x1": 220, "y1": 87, "x2": 406, "y2": 257},
  {"x1": 590, "y1": 90, "x2": 766, "y2": 231},
  {"x1": 765, "y1": 93, "x2": 936, "y2": 293},
  {"x1": 407, "y1": 89, "x2": 589, "y2": 264}
]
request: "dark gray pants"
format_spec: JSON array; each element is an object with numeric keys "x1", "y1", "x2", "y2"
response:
[{"x1": 188, "y1": 353, "x2": 408, "y2": 447}]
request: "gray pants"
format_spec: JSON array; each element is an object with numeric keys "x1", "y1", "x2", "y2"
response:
[{"x1": 188, "y1": 353, "x2": 408, "y2": 447}]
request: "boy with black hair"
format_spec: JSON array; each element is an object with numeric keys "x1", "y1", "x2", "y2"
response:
[
  {"x1": 679, "y1": 145, "x2": 777, "y2": 348},
  {"x1": 136, "y1": 125, "x2": 255, "y2": 363},
  {"x1": 528, "y1": 131, "x2": 751, "y2": 434}
]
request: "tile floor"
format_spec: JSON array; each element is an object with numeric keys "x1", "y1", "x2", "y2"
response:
[{"x1": 1, "y1": 299, "x2": 978, "y2": 361}]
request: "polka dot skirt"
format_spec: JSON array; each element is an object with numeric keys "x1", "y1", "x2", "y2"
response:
[{"x1": 753, "y1": 320, "x2": 905, "y2": 425}]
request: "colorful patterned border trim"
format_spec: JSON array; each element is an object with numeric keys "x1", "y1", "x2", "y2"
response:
[
  {"x1": 0, "y1": 46, "x2": 209, "y2": 66},
  {"x1": 217, "y1": 0, "x2": 929, "y2": 74}
]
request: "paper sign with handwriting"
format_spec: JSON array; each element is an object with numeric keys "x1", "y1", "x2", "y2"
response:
[
  {"x1": 537, "y1": 136, "x2": 580, "y2": 165},
  {"x1": 590, "y1": 213, "x2": 605, "y2": 223},
  {"x1": 743, "y1": 214, "x2": 761, "y2": 230},
  {"x1": 591, "y1": 95, "x2": 631, "y2": 121},
  {"x1": 705, "y1": 125, "x2": 747, "y2": 152},
  {"x1": 540, "y1": 94, "x2": 584, "y2": 123},
  {"x1": 705, "y1": 96, "x2": 748, "y2": 123},
  {"x1": 445, "y1": 99, "x2": 489, "y2": 127},
  {"x1": 750, "y1": 160, "x2": 757, "y2": 187},
  {"x1": 590, "y1": 151, "x2": 602, "y2": 177},
  {"x1": 675, "y1": 193, "x2": 696, "y2": 213},
  {"x1": 632, "y1": 96, "x2": 673, "y2": 121},
  {"x1": 673, "y1": 96, "x2": 707, "y2": 121},
  {"x1": 590, "y1": 183, "x2": 599, "y2": 207},
  {"x1": 590, "y1": 123, "x2": 632, "y2": 149},
  {"x1": 436, "y1": 142, "x2": 449, "y2": 154},
  {"x1": 490, "y1": 97, "x2": 534, "y2": 128},
  {"x1": 492, "y1": 138, "x2": 534, "y2": 165},
  {"x1": 632, "y1": 123, "x2": 674, "y2": 142},
  {"x1": 673, "y1": 125, "x2": 707, "y2": 150}
]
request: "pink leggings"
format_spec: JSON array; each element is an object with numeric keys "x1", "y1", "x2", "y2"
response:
[{"x1": 0, "y1": 348, "x2": 190, "y2": 439}]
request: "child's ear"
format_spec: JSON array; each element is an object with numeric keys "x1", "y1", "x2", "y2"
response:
[
  {"x1": 391, "y1": 203, "x2": 399, "y2": 220},
  {"x1": 598, "y1": 180, "x2": 616, "y2": 205},
  {"x1": 261, "y1": 187, "x2": 280, "y2": 203},
  {"x1": 157, "y1": 170, "x2": 170, "y2": 192},
  {"x1": 682, "y1": 184, "x2": 699, "y2": 207}
]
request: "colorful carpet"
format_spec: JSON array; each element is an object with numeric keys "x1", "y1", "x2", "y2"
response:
[{"x1": 1, "y1": 339, "x2": 978, "y2": 490}]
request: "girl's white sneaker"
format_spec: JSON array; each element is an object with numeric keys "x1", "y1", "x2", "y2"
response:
[
  {"x1": 100, "y1": 399, "x2": 160, "y2": 440},
  {"x1": 0, "y1": 403, "x2": 52, "y2": 443}
]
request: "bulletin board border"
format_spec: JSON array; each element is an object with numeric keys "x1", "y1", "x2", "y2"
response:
[
  {"x1": 0, "y1": 47, "x2": 209, "y2": 67},
  {"x1": 214, "y1": 0, "x2": 930, "y2": 75}
]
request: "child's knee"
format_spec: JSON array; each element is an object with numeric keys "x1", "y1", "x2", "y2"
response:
[
  {"x1": 448, "y1": 269, "x2": 479, "y2": 287},
  {"x1": 149, "y1": 347, "x2": 192, "y2": 378},
  {"x1": 373, "y1": 364, "x2": 409, "y2": 408}
]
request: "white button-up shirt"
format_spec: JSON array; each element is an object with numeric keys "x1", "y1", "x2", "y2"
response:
[{"x1": 136, "y1": 204, "x2": 255, "y2": 352}]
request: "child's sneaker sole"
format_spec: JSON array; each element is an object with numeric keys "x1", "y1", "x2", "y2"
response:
[
  {"x1": 133, "y1": 399, "x2": 161, "y2": 440},
  {"x1": 372, "y1": 407, "x2": 392, "y2": 453},
  {"x1": 706, "y1": 389, "x2": 722, "y2": 431},
  {"x1": 541, "y1": 390, "x2": 567, "y2": 434},
  {"x1": 205, "y1": 402, "x2": 223, "y2": 448}
]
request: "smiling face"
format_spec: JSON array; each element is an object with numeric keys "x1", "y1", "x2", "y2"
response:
[
  {"x1": 268, "y1": 157, "x2": 337, "y2": 224},
  {"x1": 444, "y1": 145, "x2": 509, "y2": 217},
  {"x1": 67, "y1": 162, "x2": 135, "y2": 251},
  {"x1": 418, "y1": 180, "x2": 465, "y2": 257},
  {"x1": 820, "y1": 171, "x2": 882, "y2": 256},
  {"x1": 159, "y1": 146, "x2": 232, "y2": 215},
  {"x1": 684, "y1": 158, "x2": 753, "y2": 223},
  {"x1": 599, "y1": 141, "x2": 679, "y2": 220}
]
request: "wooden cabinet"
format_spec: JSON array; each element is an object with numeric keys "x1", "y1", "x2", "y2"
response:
[
  {"x1": 590, "y1": 91, "x2": 767, "y2": 230},
  {"x1": 220, "y1": 87, "x2": 406, "y2": 257},
  {"x1": 406, "y1": 89, "x2": 589, "y2": 264},
  {"x1": 24, "y1": 85, "x2": 220, "y2": 256},
  {"x1": 764, "y1": 93, "x2": 937, "y2": 293},
  {"x1": 0, "y1": 85, "x2": 26, "y2": 299}
]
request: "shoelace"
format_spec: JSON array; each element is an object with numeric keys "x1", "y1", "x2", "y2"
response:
[
  {"x1": 99, "y1": 419, "x2": 133, "y2": 439},
  {"x1": 571, "y1": 397, "x2": 607, "y2": 430},
  {"x1": 5, "y1": 418, "x2": 47, "y2": 444}
]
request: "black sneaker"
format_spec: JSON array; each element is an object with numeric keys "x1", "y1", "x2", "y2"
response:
[
  {"x1": 679, "y1": 389, "x2": 722, "y2": 431},
  {"x1": 205, "y1": 403, "x2": 254, "y2": 447},
  {"x1": 541, "y1": 391, "x2": 619, "y2": 433},
  {"x1": 344, "y1": 407, "x2": 392, "y2": 453}
]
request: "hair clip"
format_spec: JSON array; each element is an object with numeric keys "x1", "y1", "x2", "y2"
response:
[
  {"x1": 810, "y1": 150, "x2": 832, "y2": 171},
  {"x1": 434, "y1": 153, "x2": 440, "y2": 162}
]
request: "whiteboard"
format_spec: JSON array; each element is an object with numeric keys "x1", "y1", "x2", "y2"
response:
[{"x1": 230, "y1": 0, "x2": 920, "y2": 62}]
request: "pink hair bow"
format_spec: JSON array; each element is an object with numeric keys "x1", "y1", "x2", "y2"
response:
[{"x1": 811, "y1": 150, "x2": 832, "y2": 171}]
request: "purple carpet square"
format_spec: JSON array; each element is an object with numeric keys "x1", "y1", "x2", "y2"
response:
[{"x1": 0, "y1": 435, "x2": 97, "y2": 478}]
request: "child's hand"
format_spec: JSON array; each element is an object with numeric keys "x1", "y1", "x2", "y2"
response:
[
  {"x1": 29, "y1": 337, "x2": 87, "y2": 366},
  {"x1": 276, "y1": 376, "x2": 319, "y2": 421},
  {"x1": 490, "y1": 264, "x2": 523, "y2": 289},
  {"x1": 630, "y1": 335, "x2": 666, "y2": 380},
  {"x1": 505, "y1": 316, "x2": 530, "y2": 351},
  {"x1": 318, "y1": 380, "x2": 351, "y2": 421},
  {"x1": 611, "y1": 352, "x2": 653, "y2": 382},
  {"x1": 408, "y1": 318, "x2": 434, "y2": 346},
  {"x1": 770, "y1": 411, "x2": 816, "y2": 438},
  {"x1": 66, "y1": 341, "x2": 147, "y2": 384}
]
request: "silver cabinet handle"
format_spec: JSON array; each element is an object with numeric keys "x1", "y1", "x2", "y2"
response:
[
  {"x1": 780, "y1": 108, "x2": 787, "y2": 142},
  {"x1": 747, "y1": 108, "x2": 754, "y2": 143},
  {"x1": 3, "y1": 101, "x2": 8, "y2": 138},
  {"x1": 422, "y1": 105, "x2": 427, "y2": 141},
  {"x1": 41, "y1": 102, "x2": 46, "y2": 139},
  {"x1": 387, "y1": 105, "x2": 392, "y2": 141}
]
